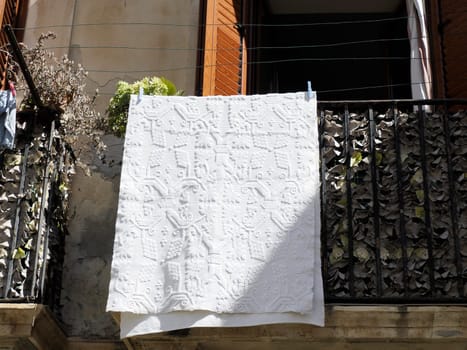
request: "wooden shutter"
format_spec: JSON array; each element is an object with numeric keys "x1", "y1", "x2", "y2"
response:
[
  {"x1": 201, "y1": 0, "x2": 247, "y2": 96},
  {"x1": 0, "y1": 0, "x2": 24, "y2": 89},
  {"x1": 429, "y1": 0, "x2": 467, "y2": 98}
]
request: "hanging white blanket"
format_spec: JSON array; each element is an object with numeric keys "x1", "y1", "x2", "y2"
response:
[{"x1": 107, "y1": 92, "x2": 324, "y2": 337}]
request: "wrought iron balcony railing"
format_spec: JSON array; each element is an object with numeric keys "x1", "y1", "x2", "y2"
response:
[
  {"x1": 318, "y1": 99, "x2": 467, "y2": 303},
  {"x1": 0, "y1": 121, "x2": 68, "y2": 313}
]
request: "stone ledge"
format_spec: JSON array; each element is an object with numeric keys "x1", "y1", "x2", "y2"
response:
[
  {"x1": 66, "y1": 338, "x2": 126, "y2": 350},
  {"x1": 2, "y1": 305, "x2": 464, "y2": 349},
  {"x1": 0, "y1": 303, "x2": 67, "y2": 349},
  {"x1": 117, "y1": 306, "x2": 467, "y2": 349},
  {"x1": 0, "y1": 304, "x2": 127, "y2": 350}
]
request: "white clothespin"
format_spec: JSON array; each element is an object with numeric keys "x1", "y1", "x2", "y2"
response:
[
  {"x1": 137, "y1": 85, "x2": 144, "y2": 104},
  {"x1": 306, "y1": 81, "x2": 313, "y2": 101}
]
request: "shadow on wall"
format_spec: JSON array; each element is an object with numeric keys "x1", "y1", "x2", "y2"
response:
[{"x1": 59, "y1": 134, "x2": 124, "y2": 338}]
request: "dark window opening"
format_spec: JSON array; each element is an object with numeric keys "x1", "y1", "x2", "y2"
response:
[{"x1": 249, "y1": 3, "x2": 411, "y2": 100}]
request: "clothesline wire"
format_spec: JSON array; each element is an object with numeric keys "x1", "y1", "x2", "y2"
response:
[
  {"x1": 5, "y1": 29, "x2": 465, "y2": 61},
  {"x1": 91, "y1": 80, "x2": 436, "y2": 96},
  {"x1": 81, "y1": 55, "x2": 436, "y2": 89},
  {"x1": 6, "y1": 37, "x2": 440, "y2": 94},
  {"x1": 8, "y1": 12, "x2": 456, "y2": 100},
  {"x1": 82, "y1": 56, "x2": 433, "y2": 76},
  {"x1": 8, "y1": 13, "x2": 445, "y2": 30},
  {"x1": 318, "y1": 81, "x2": 431, "y2": 94},
  {"x1": 11, "y1": 9, "x2": 467, "y2": 31},
  {"x1": 40, "y1": 36, "x2": 429, "y2": 52}
]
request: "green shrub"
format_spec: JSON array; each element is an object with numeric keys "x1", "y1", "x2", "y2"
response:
[{"x1": 107, "y1": 76, "x2": 181, "y2": 137}]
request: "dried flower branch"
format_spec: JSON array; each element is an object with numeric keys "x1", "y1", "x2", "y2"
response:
[{"x1": 10, "y1": 32, "x2": 106, "y2": 155}]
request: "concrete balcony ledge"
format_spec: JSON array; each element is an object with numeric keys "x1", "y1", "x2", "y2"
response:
[
  {"x1": 0, "y1": 304, "x2": 125, "y2": 350},
  {"x1": 1, "y1": 304, "x2": 466, "y2": 349},
  {"x1": 0, "y1": 303, "x2": 66, "y2": 350},
  {"x1": 121, "y1": 306, "x2": 467, "y2": 350}
]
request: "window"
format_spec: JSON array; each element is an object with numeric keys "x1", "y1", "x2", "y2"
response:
[
  {"x1": 198, "y1": 0, "x2": 466, "y2": 99},
  {"x1": 251, "y1": 0, "x2": 411, "y2": 100}
]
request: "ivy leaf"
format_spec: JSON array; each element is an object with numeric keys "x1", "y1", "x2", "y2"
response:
[
  {"x1": 330, "y1": 246, "x2": 344, "y2": 264},
  {"x1": 337, "y1": 220, "x2": 348, "y2": 234},
  {"x1": 4, "y1": 154, "x2": 22, "y2": 167},
  {"x1": 414, "y1": 248, "x2": 428, "y2": 260},
  {"x1": 375, "y1": 152, "x2": 383, "y2": 166},
  {"x1": 415, "y1": 189, "x2": 424, "y2": 202},
  {"x1": 13, "y1": 248, "x2": 26, "y2": 260},
  {"x1": 410, "y1": 169, "x2": 423, "y2": 186},
  {"x1": 59, "y1": 183, "x2": 68, "y2": 193},
  {"x1": 24, "y1": 239, "x2": 33, "y2": 250},
  {"x1": 415, "y1": 206, "x2": 425, "y2": 219},
  {"x1": 350, "y1": 151, "x2": 362, "y2": 168},
  {"x1": 339, "y1": 234, "x2": 349, "y2": 249},
  {"x1": 336, "y1": 196, "x2": 347, "y2": 208},
  {"x1": 26, "y1": 220, "x2": 38, "y2": 232},
  {"x1": 354, "y1": 245, "x2": 370, "y2": 262}
]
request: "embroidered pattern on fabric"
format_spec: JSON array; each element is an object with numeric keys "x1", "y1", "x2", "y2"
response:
[{"x1": 108, "y1": 93, "x2": 320, "y2": 314}]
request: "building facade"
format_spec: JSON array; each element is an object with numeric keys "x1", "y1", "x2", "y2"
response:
[{"x1": 0, "y1": 0, "x2": 465, "y2": 349}]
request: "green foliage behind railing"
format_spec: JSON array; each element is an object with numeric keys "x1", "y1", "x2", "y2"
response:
[
  {"x1": 321, "y1": 105, "x2": 466, "y2": 299},
  {"x1": 0, "y1": 125, "x2": 71, "y2": 306},
  {"x1": 107, "y1": 76, "x2": 182, "y2": 137}
]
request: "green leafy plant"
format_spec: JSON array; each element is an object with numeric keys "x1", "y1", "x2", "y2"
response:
[{"x1": 107, "y1": 76, "x2": 182, "y2": 137}]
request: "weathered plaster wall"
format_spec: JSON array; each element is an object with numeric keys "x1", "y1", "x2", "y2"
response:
[
  {"x1": 22, "y1": 0, "x2": 75, "y2": 59},
  {"x1": 60, "y1": 152, "x2": 122, "y2": 338},
  {"x1": 22, "y1": 0, "x2": 200, "y2": 339},
  {"x1": 67, "y1": 0, "x2": 200, "y2": 112},
  {"x1": 23, "y1": 0, "x2": 200, "y2": 108}
]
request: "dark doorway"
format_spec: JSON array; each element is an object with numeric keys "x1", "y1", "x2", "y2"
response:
[{"x1": 249, "y1": 1, "x2": 411, "y2": 100}]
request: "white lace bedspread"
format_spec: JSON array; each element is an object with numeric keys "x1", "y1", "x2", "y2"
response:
[{"x1": 107, "y1": 92, "x2": 323, "y2": 336}]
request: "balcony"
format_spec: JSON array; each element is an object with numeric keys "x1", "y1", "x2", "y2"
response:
[
  {"x1": 0, "y1": 121, "x2": 68, "y2": 349},
  {"x1": 0, "y1": 99, "x2": 466, "y2": 349},
  {"x1": 118, "y1": 98, "x2": 467, "y2": 349}
]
